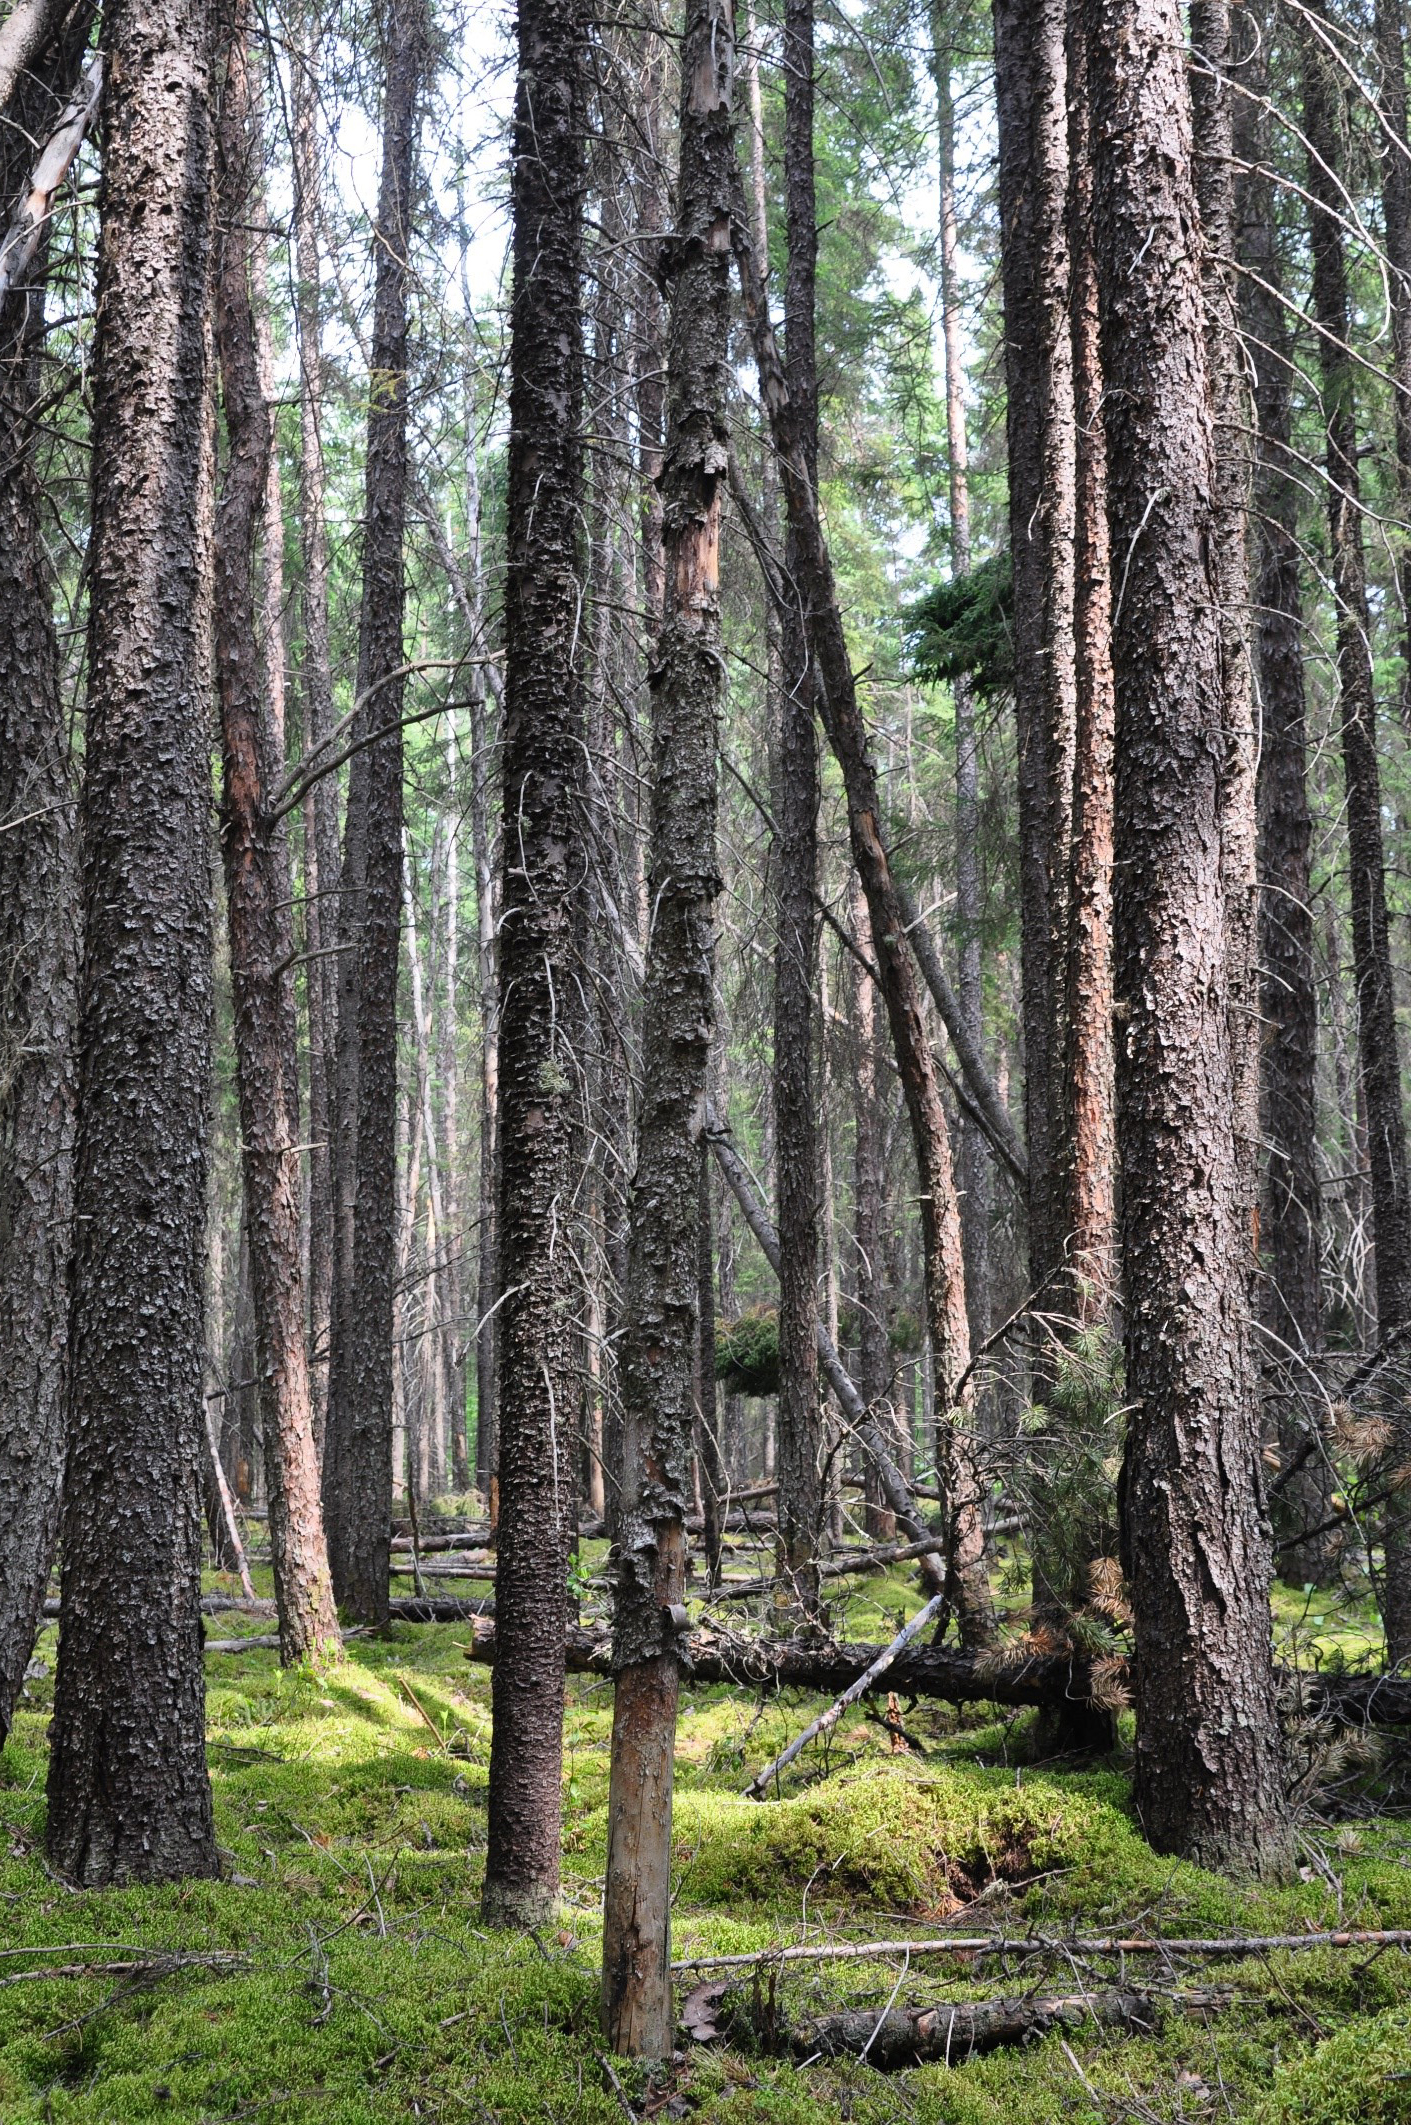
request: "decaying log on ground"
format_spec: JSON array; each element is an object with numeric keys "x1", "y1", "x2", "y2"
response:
[
  {"x1": 770, "y1": 1987, "x2": 1170, "y2": 2067},
  {"x1": 460, "y1": 1618, "x2": 1411, "y2": 1726}
]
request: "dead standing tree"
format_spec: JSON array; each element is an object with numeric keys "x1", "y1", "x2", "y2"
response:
[{"x1": 601, "y1": 0, "x2": 733, "y2": 2056}]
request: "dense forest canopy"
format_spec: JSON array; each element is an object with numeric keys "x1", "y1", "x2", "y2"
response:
[{"x1": 6, "y1": 0, "x2": 1411, "y2": 2116}]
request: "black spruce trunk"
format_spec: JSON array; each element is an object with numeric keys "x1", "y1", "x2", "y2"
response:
[{"x1": 46, "y1": 0, "x2": 221, "y2": 1884}]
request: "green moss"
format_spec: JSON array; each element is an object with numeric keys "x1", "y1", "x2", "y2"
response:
[
  {"x1": 2, "y1": 1581, "x2": 1409, "y2": 2121},
  {"x1": 1253, "y1": 2006, "x2": 1411, "y2": 2123}
]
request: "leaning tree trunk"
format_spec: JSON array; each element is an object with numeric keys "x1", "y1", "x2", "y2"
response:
[
  {"x1": 322, "y1": 0, "x2": 426, "y2": 1623},
  {"x1": 1082, "y1": 0, "x2": 1293, "y2": 1878},
  {"x1": 1235, "y1": 2, "x2": 1335, "y2": 1581},
  {"x1": 1301, "y1": 9, "x2": 1411, "y2": 1659},
  {"x1": 773, "y1": 0, "x2": 823, "y2": 1626},
  {"x1": 733, "y1": 125, "x2": 993, "y2": 1652},
  {"x1": 993, "y1": 0, "x2": 1076, "y2": 1299},
  {"x1": 601, "y1": 0, "x2": 732, "y2": 2056},
  {"x1": 213, "y1": 2, "x2": 339, "y2": 1668},
  {"x1": 46, "y1": 0, "x2": 221, "y2": 1885},
  {"x1": 480, "y1": 0, "x2": 587, "y2": 1928},
  {"x1": 0, "y1": 12, "x2": 84, "y2": 1748}
]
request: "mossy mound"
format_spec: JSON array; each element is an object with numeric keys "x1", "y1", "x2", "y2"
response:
[{"x1": 1254, "y1": 2005, "x2": 1411, "y2": 2123}]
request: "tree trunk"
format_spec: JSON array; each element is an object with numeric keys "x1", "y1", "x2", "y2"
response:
[
  {"x1": 1374, "y1": 0, "x2": 1411, "y2": 722},
  {"x1": 993, "y1": 0, "x2": 1076, "y2": 1297},
  {"x1": 322, "y1": 0, "x2": 426, "y2": 1623},
  {"x1": 601, "y1": 0, "x2": 731, "y2": 2055},
  {"x1": 481, "y1": 0, "x2": 587, "y2": 1929},
  {"x1": 46, "y1": 0, "x2": 221, "y2": 1884},
  {"x1": 931, "y1": 0, "x2": 989, "y2": 1349},
  {"x1": 291, "y1": 2, "x2": 338, "y2": 1466},
  {"x1": 849, "y1": 881, "x2": 896, "y2": 1539},
  {"x1": 0, "y1": 15, "x2": 82, "y2": 1747},
  {"x1": 463, "y1": 440, "x2": 500, "y2": 1506},
  {"x1": 1058, "y1": 0, "x2": 1115, "y2": 1313},
  {"x1": 732, "y1": 133, "x2": 993, "y2": 1652},
  {"x1": 1190, "y1": 0, "x2": 1259, "y2": 1274},
  {"x1": 773, "y1": 0, "x2": 823, "y2": 1626},
  {"x1": 212, "y1": 1, "x2": 339, "y2": 1668},
  {"x1": 696, "y1": 1142, "x2": 725, "y2": 1583},
  {"x1": 1235, "y1": 3, "x2": 1334, "y2": 1581},
  {"x1": 1300, "y1": 7, "x2": 1411, "y2": 1660},
  {"x1": 1082, "y1": 0, "x2": 1293, "y2": 1878}
]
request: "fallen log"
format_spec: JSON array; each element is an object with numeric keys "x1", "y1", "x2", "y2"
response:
[
  {"x1": 459, "y1": 1619, "x2": 1411, "y2": 1727},
  {"x1": 775, "y1": 1987, "x2": 1169, "y2": 2068}
]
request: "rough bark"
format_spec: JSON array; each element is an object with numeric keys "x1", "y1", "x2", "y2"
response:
[
  {"x1": 322, "y1": 0, "x2": 426, "y2": 1623},
  {"x1": 46, "y1": 0, "x2": 221, "y2": 1884},
  {"x1": 0, "y1": 9, "x2": 83, "y2": 1748},
  {"x1": 732, "y1": 145, "x2": 993, "y2": 1651},
  {"x1": 931, "y1": 0, "x2": 989, "y2": 1347},
  {"x1": 1058, "y1": 0, "x2": 1115, "y2": 1311},
  {"x1": 601, "y1": 0, "x2": 731, "y2": 2055},
  {"x1": 1235, "y1": 6, "x2": 1335, "y2": 1580},
  {"x1": 993, "y1": 0, "x2": 1076, "y2": 1294},
  {"x1": 481, "y1": 0, "x2": 586, "y2": 1929},
  {"x1": 1083, "y1": 0, "x2": 1293, "y2": 1877},
  {"x1": 291, "y1": 3, "x2": 338, "y2": 1465},
  {"x1": 764, "y1": 1988, "x2": 1165, "y2": 2067},
  {"x1": 213, "y1": 3, "x2": 339, "y2": 1668},
  {"x1": 1375, "y1": 0, "x2": 1411, "y2": 722},
  {"x1": 850, "y1": 882, "x2": 895, "y2": 1538},
  {"x1": 773, "y1": 0, "x2": 823, "y2": 1626},
  {"x1": 1300, "y1": 9, "x2": 1411, "y2": 1659}
]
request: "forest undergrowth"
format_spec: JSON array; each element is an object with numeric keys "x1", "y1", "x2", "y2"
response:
[{"x1": 0, "y1": 1540, "x2": 1408, "y2": 2124}]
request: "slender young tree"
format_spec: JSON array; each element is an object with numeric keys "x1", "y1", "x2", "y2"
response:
[
  {"x1": 602, "y1": 0, "x2": 733, "y2": 2053},
  {"x1": 1301, "y1": 8, "x2": 1411, "y2": 1657},
  {"x1": 1374, "y1": 0, "x2": 1411, "y2": 717},
  {"x1": 46, "y1": 0, "x2": 222, "y2": 1883},
  {"x1": 773, "y1": 0, "x2": 824, "y2": 1623},
  {"x1": 213, "y1": 1, "x2": 339, "y2": 1666},
  {"x1": 323, "y1": 0, "x2": 427, "y2": 1622},
  {"x1": 0, "y1": 9, "x2": 84, "y2": 1747},
  {"x1": 1082, "y1": 0, "x2": 1293, "y2": 1876},
  {"x1": 481, "y1": 0, "x2": 587, "y2": 1928}
]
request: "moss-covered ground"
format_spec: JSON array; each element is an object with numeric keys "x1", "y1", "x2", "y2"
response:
[{"x1": 3, "y1": 1540, "x2": 1409, "y2": 2122}]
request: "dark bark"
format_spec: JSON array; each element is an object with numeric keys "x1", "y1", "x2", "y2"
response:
[
  {"x1": 1083, "y1": 0, "x2": 1293, "y2": 1877},
  {"x1": 213, "y1": 3, "x2": 339, "y2": 1668},
  {"x1": 773, "y1": 0, "x2": 823, "y2": 1625},
  {"x1": 46, "y1": 0, "x2": 220, "y2": 1884},
  {"x1": 1374, "y1": 0, "x2": 1411, "y2": 722},
  {"x1": 931, "y1": 1, "x2": 989, "y2": 1346},
  {"x1": 322, "y1": 0, "x2": 426, "y2": 1623},
  {"x1": 696, "y1": 1142, "x2": 725, "y2": 1584},
  {"x1": 993, "y1": 0, "x2": 1076, "y2": 1294},
  {"x1": 0, "y1": 11, "x2": 84, "y2": 1748},
  {"x1": 481, "y1": 0, "x2": 586, "y2": 1929},
  {"x1": 1235, "y1": 7, "x2": 1335, "y2": 1580},
  {"x1": 291, "y1": 4, "x2": 338, "y2": 1466},
  {"x1": 1058, "y1": 0, "x2": 1115, "y2": 1311},
  {"x1": 1190, "y1": 1, "x2": 1259, "y2": 1253},
  {"x1": 732, "y1": 142, "x2": 993, "y2": 1652},
  {"x1": 1300, "y1": 9, "x2": 1411, "y2": 1659},
  {"x1": 601, "y1": 0, "x2": 731, "y2": 2055}
]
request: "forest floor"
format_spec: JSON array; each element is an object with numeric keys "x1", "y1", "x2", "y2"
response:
[{"x1": 2, "y1": 1537, "x2": 1410, "y2": 2123}]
